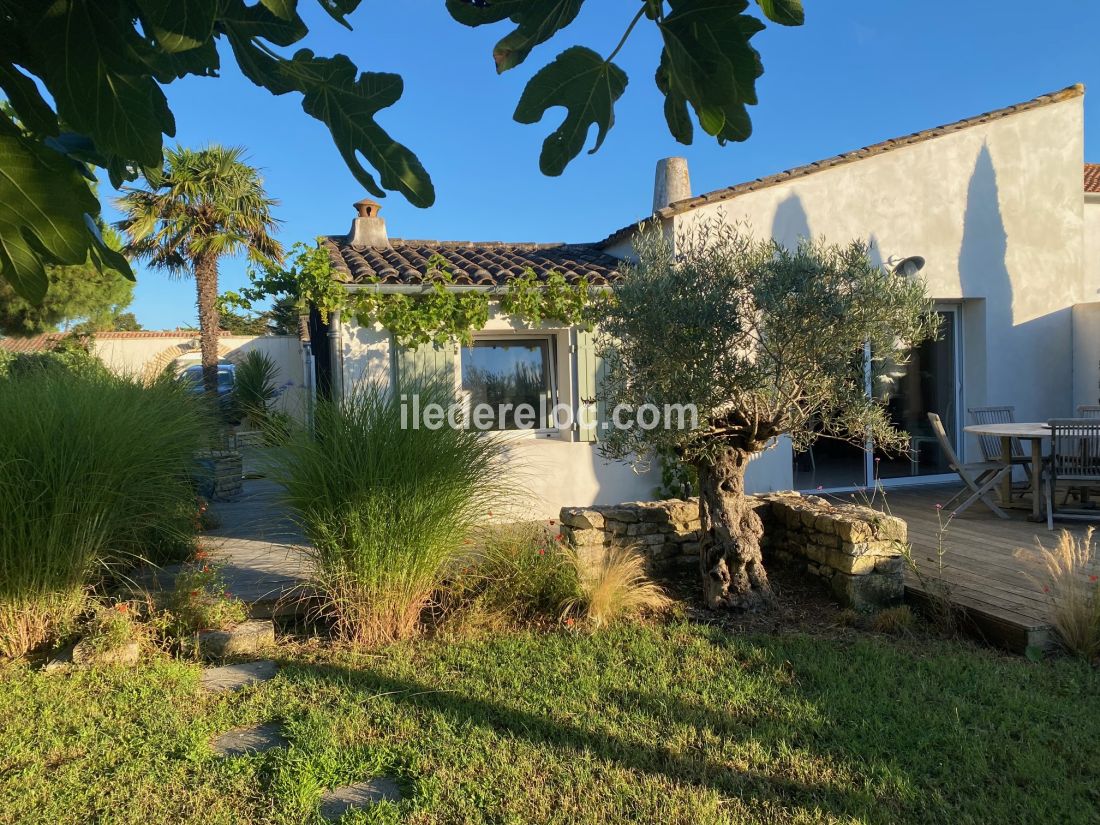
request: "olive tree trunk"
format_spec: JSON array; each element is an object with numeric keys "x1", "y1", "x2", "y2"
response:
[
  {"x1": 193, "y1": 252, "x2": 221, "y2": 398},
  {"x1": 697, "y1": 446, "x2": 774, "y2": 611}
]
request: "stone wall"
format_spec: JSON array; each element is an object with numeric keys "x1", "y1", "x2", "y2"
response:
[
  {"x1": 559, "y1": 492, "x2": 907, "y2": 610},
  {"x1": 196, "y1": 450, "x2": 243, "y2": 502}
]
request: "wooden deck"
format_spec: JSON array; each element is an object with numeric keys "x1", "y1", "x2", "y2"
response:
[{"x1": 867, "y1": 484, "x2": 1100, "y2": 653}]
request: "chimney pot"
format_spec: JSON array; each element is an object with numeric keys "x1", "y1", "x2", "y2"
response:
[
  {"x1": 652, "y1": 157, "x2": 691, "y2": 213},
  {"x1": 347, "y1": 197, "x2": 389, "y2": 247},
  {"x1": 354, "y1": 198, "x2": 381, "y2": 218}
]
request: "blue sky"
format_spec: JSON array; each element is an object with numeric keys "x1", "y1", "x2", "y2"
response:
[{"x1": 110, "y1": 1, "x2": 1100, "y2": 329}]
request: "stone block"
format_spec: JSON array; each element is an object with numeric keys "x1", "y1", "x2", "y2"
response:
[
  {"x1": 201, "y1": 659, "x2": 279, "y2": 693},
  {"x1": 835, "y1": 518, "x2": 873, "y2": 542},
  {"x1": 830, "y1": 571, "x2": 904, "y2": 610},
  {"x1": 560, "y1": 507, "x2": 605, "y2": 530},
  {"x1": 679, "y1": 541, "x2": 701, "y2": 557},
  {"x1": 603, "y1": 506, "x2": 644, "y2": 523},
  {"x1": 71, "y1": 640, "x2": 142, "y2": 667},
  {"x1": 562, "y1": 526, "x2": 605, "y2": 547},
  {"x1": 196, "y1": 620, "x2": 275, "y2": 661},
  {"x1": 212, "y1": 723, "x2": 288, "y2": 757},
  {"x1": 320, "y1": 779, "x2": 402, "y2": 819}
]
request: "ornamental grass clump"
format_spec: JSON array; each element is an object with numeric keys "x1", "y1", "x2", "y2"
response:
[
  {"x1": 567, "y1": 546, "x2": 672, "y2": 630},
  {"x1": 444, "y1": 523, "x2": 582, "y2": 629},
  {"x1": 276, "y1": 379, "x2": 509, "y2": 646},
  {"x1": 1038, "y1": 528, "x2": 1100, "y2": 659},
  {"x1": 0, "y1": 368, "x2": 207, "y2": 659}
]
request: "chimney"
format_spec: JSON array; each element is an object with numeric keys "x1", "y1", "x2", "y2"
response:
[
  {"x1": 652, "y1": 157, "x2": 691, "y2": 213},
  {"x1": 346, "y1": 198, "x2": 389, "y2": 247}
]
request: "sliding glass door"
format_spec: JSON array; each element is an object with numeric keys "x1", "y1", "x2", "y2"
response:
[{"x1": 792, "y1": 306, "x2": 961, "y2": 490}]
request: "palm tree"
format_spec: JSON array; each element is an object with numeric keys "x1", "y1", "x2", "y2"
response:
[{"x1": 117, "y1": 145, "x2": 282, "y2": 396}]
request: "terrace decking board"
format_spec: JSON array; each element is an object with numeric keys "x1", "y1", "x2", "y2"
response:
[{"x1": 864, "y1": 484, "x2": 1099, "y2": 652}]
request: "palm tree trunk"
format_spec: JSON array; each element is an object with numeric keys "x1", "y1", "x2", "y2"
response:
[{"x1": 193, "y1": 252, "x2": 221, "y2": 398}]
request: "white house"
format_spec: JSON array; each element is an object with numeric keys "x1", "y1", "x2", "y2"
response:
[{"x1": 320, "y1": 84, "x2": 1099, "y2": 517}]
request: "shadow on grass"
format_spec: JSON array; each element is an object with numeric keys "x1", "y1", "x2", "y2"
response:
[{"x1": 281, "y1": 659, "x2": 899, "y2": 822}]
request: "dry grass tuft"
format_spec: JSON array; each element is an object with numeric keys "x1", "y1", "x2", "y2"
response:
[
  {"x1": 568, "y1": 546, "x2": 672, "y2": 629},
  {"x1": 871, "y1": 605, "x2": 915, "y2": 635},
  {"x1": 1038, "y1": 528, "x2": 1100, "y2": 659}
]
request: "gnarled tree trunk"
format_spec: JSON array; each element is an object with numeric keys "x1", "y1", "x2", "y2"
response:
[
  {"x1": 697, "y1": 446, "x2": 774, "y2": 611},
  {"x1": 193, "y1": 252, "x2": 221, "y2": 398}
]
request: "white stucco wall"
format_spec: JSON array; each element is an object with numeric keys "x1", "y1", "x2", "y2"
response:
[
  {"x1": 1073, "y1": 197, "x2": 1100, "y2": 410},
  {"x1": 664, "y1": 95, "x2": 1086, "y2": 490},
  {"x1": 92, "y1": 333, "x2": 309, "y2": 419},
  {"x1": 338, "y1": 309, "x2": 658, "y2": 518}
]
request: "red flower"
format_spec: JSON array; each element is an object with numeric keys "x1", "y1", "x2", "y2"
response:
[
  {"x1": 115, "y1": 603, "x2": 128, "y2": 614},
  {"x1": 538, "y1": 548, "x2": 545, "y2": 556},
  {"x1": 201, "y1": 565, "x2": 210, "y2": 573},
  {"x1": 564, "y1": 617, "x2": 575, "y2": 627},
  {"x1": 556, "y1": 534, "x2": 565, "y2": 543}
]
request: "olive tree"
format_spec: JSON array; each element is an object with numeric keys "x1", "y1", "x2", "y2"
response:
[{"x1": 598, "y1": 222, "x2": 936, "y2": 611}]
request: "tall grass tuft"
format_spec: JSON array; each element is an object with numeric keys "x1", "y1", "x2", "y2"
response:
[
  {"x1": 233, "y1": 349, "x2": 279, "y2": 428},
  {"x1": 442, "y1": 524, "x2": 581, "y2": 630},
  {"x1": 0, "y1": 368, "x2": 208, "y2": 658},
  {"x1": 275, "y1": 379, "x2": 509, "y2": 646},
  {"x1": 568, "y1": 546, "x2": 672, "y2": 629},
  {"x1": 1039, "y1": 528, "x2": 1100, "y2": 659}
]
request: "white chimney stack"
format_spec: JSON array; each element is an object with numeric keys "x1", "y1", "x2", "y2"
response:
[
  {"x1": 347, "y1": 198, "x2": 390, "y2": 247},
  {"x1": 652, "y1": 157, "x2": 691, "y2": 213}
]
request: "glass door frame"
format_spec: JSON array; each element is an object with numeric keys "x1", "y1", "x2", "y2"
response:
[{"x1": 797, "y1": 302, "x2": 963, "y2": 493}]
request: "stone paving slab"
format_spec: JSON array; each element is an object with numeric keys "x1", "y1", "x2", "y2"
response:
[
  {"x1": 319, "y1": 779, "x2": 402, "y2": 819},
  {"x1": 201, "y1": 659, "x2": 278, "y2": 693},
  {"x1": 211, "y1": 722, "x2": 288, "y2": 757}
]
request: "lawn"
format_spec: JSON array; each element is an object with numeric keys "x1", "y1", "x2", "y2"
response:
[{"x1": 2, "y1": 622, "x2": 1097, "y2": 825}]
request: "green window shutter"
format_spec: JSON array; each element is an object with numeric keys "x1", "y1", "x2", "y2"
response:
[
  {"x1": 394, "y1": 339, "x2": 457, "y2": 393},
  {"x1": 575, "y1": 328, "x2": 606, "y2": 442}
]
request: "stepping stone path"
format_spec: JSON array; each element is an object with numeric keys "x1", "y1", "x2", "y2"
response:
[
  {"x1": 319, "y1": 779, "x2": 402, "y2": 819},
  {"x1": 201, "y1": 659, "x2": 278, "y2": 693},
  {"x1": 211, "y1": 723, "x2": 288, "y2": 757},
  {"x1": 196, "y1": 619, "x2": 275, "y2": 661}
]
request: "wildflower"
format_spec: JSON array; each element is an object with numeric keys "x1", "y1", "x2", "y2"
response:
[
  {"x1": 201, "y1": 565, "x2": 210, "y2": 573},
  {"x1": 223, "y1": 592, "x2": 233, "y2": 600},
  {"x1": 190, "y1": 589, "x2": 199, "y2": 598},
  {"x1": 538, "y1": 548, "x2": 545, "y2": 556},
  {"x1": 115, "y1": 603, "x2": 129, "y2": 614},
  {"x1": 934, "y1": 504, "x2": 943, "y2": 510},
  {"x1": 564, "y1": 617, "x2": 575, "y2": 627},
  {"x1": 556, "y1": 534, "x2": 566, "y2": 543}
]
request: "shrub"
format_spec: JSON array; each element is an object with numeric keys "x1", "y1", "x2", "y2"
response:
[
  {"x1": 0, "y1": 368, "x2": 208, "y2": 658},
  {"x1": 275, "y1": 379, "x2": 509, "y2": 646},
  {"x1": 0, "y1": 335, "x2": 107, "y2": 379},
  {"x1": 445, "y1": 523, "x2": 581, "y2": 628},
  {"x1": 165, "y1": 556, "x2": 248, "y2": 634},
  {"x1": 80, "y1": 603, "x2": 140, "y2": 656},
  {"x1": 1039, "y1": 528, "x2": 1100, "y2": 659},
  {"x1": 233, "y1": 349, "x2": 279, "y2": 429},
  {"x1": 566, "y1": 546, "x2": 672, "y2": 630}
]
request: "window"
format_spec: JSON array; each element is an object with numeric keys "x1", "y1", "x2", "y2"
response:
[{"x1": 460, "y1": 338, "x2": 554, "y2": 430}]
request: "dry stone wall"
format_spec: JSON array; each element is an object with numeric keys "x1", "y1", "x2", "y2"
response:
[{"x1": 559, "y1": 492, "x2": 907, "y2": 610}]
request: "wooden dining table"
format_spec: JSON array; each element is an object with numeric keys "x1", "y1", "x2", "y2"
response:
[{"x1": 963, "y1": 422, "x2": 1048, "y2": 521}]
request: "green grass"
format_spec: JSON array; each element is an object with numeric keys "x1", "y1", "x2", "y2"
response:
[{"x1": 2, "y1": 623, "x2": 1098, "y2": 824}]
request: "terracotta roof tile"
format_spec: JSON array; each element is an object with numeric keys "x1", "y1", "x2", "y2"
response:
[
  {"x1": 0, "y1": 333, "x2": 66, "y2": 353},
  {"x1": 326, "y1": 238, "x2": 621, "y2": 287},
  {"x1": 599, "y1": 84, "x2": 1086, "y2": 247},
  {"x1": 1086, "y1": 163, "x2": 1100, "y2": 193},
  {"x1": 0, "y1": 329, "x2": 287, "y2": 353}
]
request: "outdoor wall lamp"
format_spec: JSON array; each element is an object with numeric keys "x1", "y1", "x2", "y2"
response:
[{"x1": 886, "y1": 255, "x2": 926, "y2": 277}]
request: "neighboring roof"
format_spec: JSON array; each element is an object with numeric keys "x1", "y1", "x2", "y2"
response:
[
  {"x1": 0, "y1": 333, "x2": 67, "y2": 353},
  {"x1": 0, "y1": 329, "x2": 270, "y2": 354},
  {"x1": 1086, "y1": 163, "x2": 1100, "y2": 193},
  {"x1": 599, "y1": 84, "x2": 1086, "y2": 247},
  {"x1": 325, "y1": 237, "x2": 622, "y2": 287}
]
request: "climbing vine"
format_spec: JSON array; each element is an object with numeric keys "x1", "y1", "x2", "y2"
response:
[{"x1": 221, "y1": 241, "x2": 599, "y2": 349}]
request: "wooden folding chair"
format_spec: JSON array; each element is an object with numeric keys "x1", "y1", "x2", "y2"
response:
[{"x1": 929, "y1": 412, "x2": 1010, "y2": 518}]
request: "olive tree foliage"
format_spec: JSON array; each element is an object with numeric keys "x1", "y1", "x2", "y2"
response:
[
  {"x1": 0, "y1": 0, "x2": 803, "y2": 305},
  {"x1": 598, "y1": 222, "x2": 936, "y2": 611}
]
